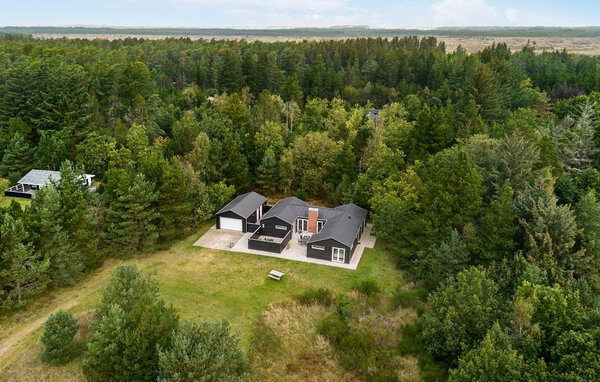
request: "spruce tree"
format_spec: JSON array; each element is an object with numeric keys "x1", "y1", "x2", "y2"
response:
[
  {"x1": 574, "y1": 191, "x2": 600, "y2": 284},
  {"x1": 41, "y1": 310, "x2": 81, "y2": 364},
  {"x1": 0, "y1": 213, "x2": 49, "y2": 307},
  {"x1": 31, "y1": 185, "x2": 83, "y2": 287},
  {"x1": 218, "y1": 49, "x2": 243, "y2": 94},
  {"x1": 423, "y1": 150, "x2": 485, "y2": 245},
  {"x1": 34, "y1": 131, "x2": 67, "y2": 170},
  {"x1": 415, "y1": 229, "x2": 471, "y2": 291},
  {"x1": 0, "y1": 132, "x2": 33, "y2": 178},
  {"x1": 519, "y1": 189, "x2": 590, "y2": 282},
  {"x1": 104, "y1": 173, "x2": 160, "y2": 256},
  {"x1": 256, "y1": 149, "x2": 279, "y2": 194},
  {"x1": 157, "y1": 159, "x2": 192, "y2": 243},
  {"x1": 470, "y1": 183, "x2": 518, "y2": 264},
  {"x1": 58, "y1": 161, "x2": 99, "y2": 270}
]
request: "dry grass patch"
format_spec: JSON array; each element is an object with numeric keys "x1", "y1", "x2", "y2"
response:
[
  {"x1": 250, "y1": 301, "x2": 358, "y2": 382},
  {"x1": 0, "y1": 311, "x2": 95, "y2": 382}
]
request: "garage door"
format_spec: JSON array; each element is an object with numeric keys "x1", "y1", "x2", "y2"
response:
[{"x1": 219, "y1": 217, "x2": 243, "y2": 231}]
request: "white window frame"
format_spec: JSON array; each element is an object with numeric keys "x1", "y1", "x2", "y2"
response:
[
  {"x1": 275, "y1": 225, "x2": 287, "y2": 230},
  {"x1": 297, "y1": 218, "x2": 308, "y2": 232},
  {"x1": 317, "y1": 220, "x2": 324, "y2": 232},
  {"x1": 312, "y1": 245, "x2": 325, "y2": 250},
  {"x1": 332, "y1": 247, "x2": 345, "y2": 263}
]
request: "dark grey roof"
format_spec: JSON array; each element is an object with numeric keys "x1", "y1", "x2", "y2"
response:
[
  {"x1": 367, "y1": 108, "x2": 384, "y2": 122},
  {"x1": 17, "y1": 169, "x2": 95, "y2": 187},
  {"x1": 308, "y1": 203, "x2": 368, "y2": 248},
  {"x1": 18, "y1": 170, "x2": 61, "y2": 186},
  {"x1": 261, "y1": 197, "x2": 308, "y2": 224},
  {"x1": 216, "y1": 191, "x2": 266, "y2": 218}
]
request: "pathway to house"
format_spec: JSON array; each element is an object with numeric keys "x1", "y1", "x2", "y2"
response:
[{"x1": 193, "y1": 224, "x2": 376, "y2": 270}]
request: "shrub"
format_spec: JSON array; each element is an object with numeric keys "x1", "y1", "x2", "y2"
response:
[
  {"x1": 338, "y1": 330, "x2": 378, "y2": 374},
  {"x1": 40, "y1": 310, "x2": 81, "y2": 364},
  {"x1": 353, "y1": 279, "x2": 382, "y2": 297},
  {"x1": 317, "y1": 313, "x2": 348, "y2": 343},
  {"x1": 158, "y1": 319, "x2": 251, "y2": 382},
  {"x1": 393, "y1": 288, "x2": 427, "y2": 308},
  {"x1": 294, "y1": 287, "x2": 334, "y2": 306},
  {"x1": 335, "y1": 294, "x2": 352, "y2": 320}
]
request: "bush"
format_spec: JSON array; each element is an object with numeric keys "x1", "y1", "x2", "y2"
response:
[
  {"x1": 353, "y1": 279, "x2": 382, "y2": 297},
  {"x1": 393, "y1": 288, "x2": 427, "y2": 308},
  {"x1": 335, "y1": 294, "x2": 352, "y2": 320},
  {"x1": 8, "y1": 171, "x2": 21, "y2": 185},
  {"x1": 158, "y1": 319, "x2": 251, "y2": 382},
  {"x1": 294, "y1": 287, "x2": 334, "y2": 306},
  {"x1": 338, "y1": 330, "x2": 378, "y2": 374},
  {"x1": 317, "y1": 313, "x2": 348, "y2": 343},
  {"x1": 40, "y1": 310, "x2": 81, "y2": 364}
]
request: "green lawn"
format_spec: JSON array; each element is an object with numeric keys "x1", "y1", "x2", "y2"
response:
[
  {"x1": 0, "y1": 178, "x2": 31, "y2": 209},
  {"x1": 0, "y1": 223, "x2": 404, "y2": 378}
]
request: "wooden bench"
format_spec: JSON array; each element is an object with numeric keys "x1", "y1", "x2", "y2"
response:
[{"x1": 268, "y1": 270, "x2": 285, "y2": 281}]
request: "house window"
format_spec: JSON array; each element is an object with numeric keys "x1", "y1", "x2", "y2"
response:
[
  {"x1": 312, "y1": 245, "x2": 325, "y2": 250},
  {"x1": 275, "y1": 225, "x2": 287, "y2": 230},
  {"x1": 297, "y1": 218, "x2": 308, "y2": 232},
  {"x1": 332, "y1": 247, "x2": 345, "y2": 263},
  {"x1": 317, "y1": 221, "x2": 324, "y2": 232}
]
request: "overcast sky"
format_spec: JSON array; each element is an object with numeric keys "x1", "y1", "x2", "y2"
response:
[{"x1": 2, "y1": 0, "x2": 598, "y2": 28}]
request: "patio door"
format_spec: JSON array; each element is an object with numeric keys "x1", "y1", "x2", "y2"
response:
[
  {"x1": 297, "y1": 218, "x2": 308, "y2": 232},
  {"x1": 332, "y1": 247, "x2": 345, "y2": 263}
]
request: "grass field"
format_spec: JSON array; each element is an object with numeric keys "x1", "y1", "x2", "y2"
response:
[
  {"x1": 0, "y1": 178, "x2": 31, "y2": 209},
  {"x1": 0, "y1": 223, "x2": 409, "y2": 381},
  {"x1": 28, "y1": 34, "x2": 600, "y2": 55}
]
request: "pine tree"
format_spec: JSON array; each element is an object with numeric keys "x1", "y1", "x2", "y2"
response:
[
  {"x1": 218, "y1": 49, "x2": 243, "y2": 94},
  {"x1": 41, "y1": 310, "x2": 81, "y2": 364},
  {"x1": 58, "y1": 161, "x2": 99, "y2": 270},
  {"x1": 574, "y1": 191, "x2": 600, "y2": 283},
  {"x1": 157, "y1": 159, "x2": 192, "y2": 243},
  {"x1": 448, "y1": 323, "x2": 528, "y2": 382},
  {"x1": 469, "y1": 183, "x2": 518, "y2": 264},
  {"x1": 423, "y1": 150, "x2": 485, "y2": 244},
  {"x1": 415, "y1": 229, "x2": 471, "y2": 291},
  {"x1": 34, "y1": 131, "x2": 67, "y2": 170},
  {"x1": 157, "y1": 319, "x2": 251, "y2": 382},
  {"x1": 256, "y1": 149, "x2": 279, "y2": 194},
  {"x1": 31, "y1": 185, "x2": 83, "y2": 287},
  {"x1": 0, "y1": 213, "x2": 49, "y2": 307},
  {"x1": 408, "y1": 105, "x2": 453, "y2": 159},
  {"x1": 327, "y1": 142, "x2": 357, "y2": 186},
  {"x1": 0, "y1": 132, "x2": 33, "y2": 178},
  {"x1": 83, "y1": 265, "x2": 178, "y2": 382},
  {"x1": 282, "y1": 73, "x2": 303, "y2": 104},
  {"x1": 104, "y1": 173, "x2": 160, "y2": 256},
  {"x1": 422, "y1": 267, "x2": 501, "y2": 362}
]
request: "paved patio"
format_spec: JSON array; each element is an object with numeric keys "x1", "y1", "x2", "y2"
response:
[
  {"x1": 193, "y1": 226, "x2": 244, "y2": 249},
  {"x1": 194, "y1": 224, "x2": 376, "y2": 270}
]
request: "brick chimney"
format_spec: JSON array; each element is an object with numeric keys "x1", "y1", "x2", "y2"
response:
[{"x1": 308, "y1": 207, "x2": 319, "y2": 233}]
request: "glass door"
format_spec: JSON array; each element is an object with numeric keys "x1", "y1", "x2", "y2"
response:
[{"x1": 332, "y1": 247, "x2": 345, "y2": 263}]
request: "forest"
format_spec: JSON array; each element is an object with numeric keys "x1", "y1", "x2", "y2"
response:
[{"x1": 1, "y1": 33, "x2": 600, "y2": 380}]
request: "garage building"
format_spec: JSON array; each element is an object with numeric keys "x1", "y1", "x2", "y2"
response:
[{"x1": 215, "y1": 191, "x2": 267, "y2": 232}]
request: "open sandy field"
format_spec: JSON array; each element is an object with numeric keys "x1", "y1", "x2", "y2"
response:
[{"x1": 35, "y1": 34, "x2": 600, "y2": 55}]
